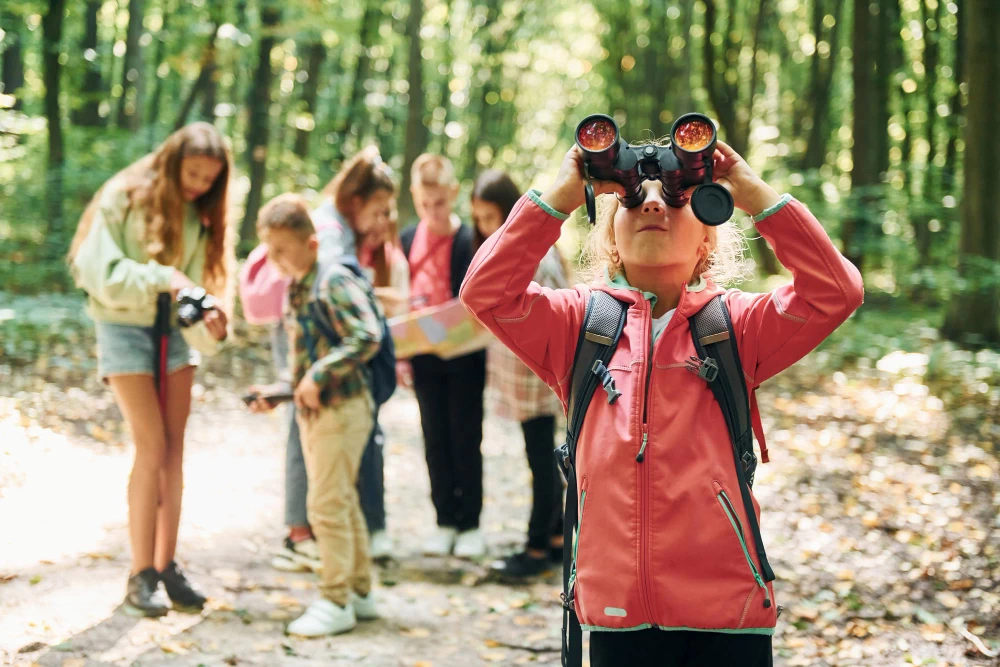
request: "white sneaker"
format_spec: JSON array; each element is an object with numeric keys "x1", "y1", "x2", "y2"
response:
[
  {"x1": 422, "y1": 527, "x2": 458, "y2": 556},
  {"x1": 351, "y1": 592, "x2": 379, "y2": 621},
  {"x1": 286, "y1": 599, "x2": 356, "y2": 637},
  {"x1": 453, "y1": 529, "x2": 486, "y2": 559},
  {"x1": 271, "y1": 537, "x2": 322, "y2": 573},
  {"x1": 369, "y1": 530, "x2": 393, "y2": 560}
]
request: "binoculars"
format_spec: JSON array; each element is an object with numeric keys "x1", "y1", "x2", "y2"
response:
[
  {"x1": 575, "y1": 113, "x2": 734, "y2": 226},
  {"x1": 176, "y1": 287, "x2": 217, "y2": 328}
]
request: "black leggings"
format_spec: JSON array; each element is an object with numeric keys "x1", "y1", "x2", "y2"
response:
[
  {"x1": 521, "y1": 415, "x2": 563, "y2": 551},
  {"x1": 590, "y1": 629, "x2": 773, "y2": 667},
  {"x1": 411, "y1": 352, "x2": 486, "y2": 531}
]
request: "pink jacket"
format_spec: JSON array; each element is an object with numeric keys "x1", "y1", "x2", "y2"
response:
[{"x1": 460, "y1": 192, "x2": 863, "y2": 634}]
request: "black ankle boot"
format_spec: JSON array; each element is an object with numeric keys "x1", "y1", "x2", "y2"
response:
[
  {"x1": 125, "y1": 567, "x2": 170, "y2": 617},
  {"x1": 159, "y1": 561, "x2": 207, "y2": 612}
]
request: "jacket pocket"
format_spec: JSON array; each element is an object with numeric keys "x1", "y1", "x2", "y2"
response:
[{"x1": 712, "y1": 480, "x2": 771, "y2": 616}]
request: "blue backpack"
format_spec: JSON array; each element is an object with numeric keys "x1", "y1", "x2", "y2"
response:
[{"x1": 307, "y1": 256, "x2": 397, "y2": 407}]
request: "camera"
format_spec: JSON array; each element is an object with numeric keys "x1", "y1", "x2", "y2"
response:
[
  {"x1": 176, "y1": 287, "x2": 217, "y2": 328},
  {"x1": 575, "y1": 112, "x2": 734, "y2": 226}
]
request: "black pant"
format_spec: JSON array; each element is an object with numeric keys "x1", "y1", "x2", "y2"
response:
[
  {"x1": 411, "y1": 351, "x2": 486, "y2": 531},
  {"x1": 357, "y1": 418, "x2": 386, "y2": 533},
  {"x1": 590, "y1": 629, "x2": 773, "y2": 667},
  {"x1": 521, "y1": 415, "x2": 563, "y2": 551}
]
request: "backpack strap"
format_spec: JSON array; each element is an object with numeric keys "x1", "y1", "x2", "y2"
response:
[
  {"x1": 687, "y1": 294, "x2": 775, "y2": 584},
  {"x1": 556, "y1": 290, "x2": 628, "y2": 667}
]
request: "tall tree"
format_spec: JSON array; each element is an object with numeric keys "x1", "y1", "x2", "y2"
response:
[
  {"x1": 843, "y1": 0, "x2": 884, "y2": 272},
  {"x1": 703, "y1": 0, "x2": 779, "y2": 275},
  {"x1": 335, "y1": 0, "x2": 381, "y2": 161},
  {"x1": 1, "y1": 9, "x2": 25, "y2": 110},
  {"x1": 146, "y1": 3, "x2": 172, "y2": 143},
  {"x1": 398, "y1": 0, "x2": 426, "y2": 226},
  {"x1": 911, "y1": 0, "x2": 943, "y2": 266},
  {"x1": 801, "y1": 0, "x2": 847, "y2": 171},
  {"x1": 293, "y1": 41, "x2": 327, "y2": 159},
  {"x1": 43, "y1": 0, "x2": 67, "y2": 240},
  {"x1": 173, "y1": 21, "x2": 221, "y2": 131},
  {"x1": 73, "y1": 1, "x2": 105, "y2": 126},
  {"x1": 941, "y1": 0, "x2": 1000, "y2": 344},
  {"x1": 943, "y1": 0, "x2": 965, "y2": 194},
  {"x1": 116, "y1": 0, "x2": 146, "y2": 130},
  {"x1": 241, "y1": 5, "x2": 282, "y2": 245}
]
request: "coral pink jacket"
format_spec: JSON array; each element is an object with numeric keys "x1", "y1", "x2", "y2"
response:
[{"x1": 460, "y1": 192, "x2": 863, "y2": 633}]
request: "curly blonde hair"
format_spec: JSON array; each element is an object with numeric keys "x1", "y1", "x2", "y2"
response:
[
  {"x1": 68, "y1": 122, "x2": 235, "y2": 299},
  {"x1": 580, "y1": 193, "x2": 753, "y2": 286}
]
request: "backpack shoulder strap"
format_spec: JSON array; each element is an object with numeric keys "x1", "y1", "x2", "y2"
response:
[
  {"x1": 557, "y1": 289, "x2": 627, "y2": 667},
  {"x1": 687, "y1": 294, "x2": 775, "y2": 584}
]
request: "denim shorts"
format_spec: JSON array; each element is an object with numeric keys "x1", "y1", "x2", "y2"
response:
[{"x1": 95, "y1": 321, "x2": 200, "y2": 383}]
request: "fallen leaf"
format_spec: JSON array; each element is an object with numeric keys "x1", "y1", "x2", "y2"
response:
[
  {"x1": 413, "y1": 662, "x2": 433, "y2": 667},
  {"x1": 0, "y1": 573, "x2": 16, "y2": 583},
  {"x1": 483, "y1": 639, "x2": 502, "y2": 648},
  {"x1": 83, "y1": 552, "x2": 115, "y2": 561},
  {"x1": 482, "y1": 651, "x2": 508, "y2": 662},
  {"x1": 402, "y1": 627, "x2": 431, "y2": 638},
  {"x1": 936, "y1": 591, "x2": 962, "y2": 609},
  {"x1": 29, "y1": 575, "x2": 42, "y2": 585},
  {"x1": 17, "y1": 642, "x2": 47, "y2": 654},
  {"x1": 160, "y1": 640, "x2": 194, "y2": 655}
]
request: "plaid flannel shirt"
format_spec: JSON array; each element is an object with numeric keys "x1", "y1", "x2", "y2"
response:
[{"x1": 285, "y1": 261, "x2": 383, "y2": 409}]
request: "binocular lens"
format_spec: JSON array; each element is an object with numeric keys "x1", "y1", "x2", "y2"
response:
[
  {"x1": 673, "y1": 119, "x2": 715, "y2": 152},
  {"x1": 577, "y1": 118, "x2": 617, "y2": 152}
]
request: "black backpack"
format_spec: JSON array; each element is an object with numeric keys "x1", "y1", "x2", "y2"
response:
[
  {"x1": 308, "y1": 256, "x2": 397, "y2": 407},
  {"x1": 555, "y1": 291, "x2": 774, "y2": 667}
]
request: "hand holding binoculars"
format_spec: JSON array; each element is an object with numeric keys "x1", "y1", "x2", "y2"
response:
[
  {"x1": 575, "y1": 113, "x2": 734, "y2": 226},
  {"x1": 176, "y1": 287, "x2": 218, "y2": 328}
]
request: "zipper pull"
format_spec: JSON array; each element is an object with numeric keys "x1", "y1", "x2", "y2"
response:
[{"x1": 636, "y1": 430, "x2": 648, "y2": 462}]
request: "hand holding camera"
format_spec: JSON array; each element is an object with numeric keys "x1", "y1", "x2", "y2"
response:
[
  {"x1": 244, "y1": 383, "x2": 294, "y2": 412},
  {"x1": 176, "y1": 286, "x2": 228, "y2": 341}
]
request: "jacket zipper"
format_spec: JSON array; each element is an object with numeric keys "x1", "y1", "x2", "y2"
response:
[
  {"x1": 717, "y1": 489, "x2": 772, "y2": 609},
  {"x1": 637, "y1": 298, "x2": 657, "y2": 626},
  {"x1": 568, "y1": 489, "x2": 587, "y2": 596}
]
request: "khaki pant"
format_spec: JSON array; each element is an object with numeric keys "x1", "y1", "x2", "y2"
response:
[{"x1": 297, "y1": 394, "x2": 374, "y2": 606}]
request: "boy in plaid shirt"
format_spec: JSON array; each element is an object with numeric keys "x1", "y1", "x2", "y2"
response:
[{"x1": 249, "y1": 193, "x2": 382, "y2": 637}]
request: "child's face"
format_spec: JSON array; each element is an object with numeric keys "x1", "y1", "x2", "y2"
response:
[
  {"x1": 471, "y1": 198, "x2": 505, "y2": 239},
  {"x1": 352, "y1": 189, "x2": 394, "y2": 239},
  {"x1": 179, "y1": 156, "x2": 224, "y2": 202},
  {"x1": 412, "y1": 184, "x2": 458, "y2": 228},
  {"x1": 613, "y1": 180, "x2": 709, "y2": 277},
  {"x1": 264, "y1": 227, "x2": 318, "y2": 281}
]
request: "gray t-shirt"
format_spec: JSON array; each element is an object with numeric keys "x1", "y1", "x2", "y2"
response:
[{"x1": 651, "y1": 308, "x2": 676, "y2": 343}]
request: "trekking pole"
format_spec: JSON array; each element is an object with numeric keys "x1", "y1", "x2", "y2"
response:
[{"x1": 153, "y1": 293, "x2": 172, "y2": 416}]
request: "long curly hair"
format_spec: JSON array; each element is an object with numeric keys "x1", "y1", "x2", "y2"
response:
[
  {"x1": 580, "y1": 193, "x2": 753, "y2": 287},
  {"x1": 68, "y1": 122, "x2": 234, "y2": 299}
]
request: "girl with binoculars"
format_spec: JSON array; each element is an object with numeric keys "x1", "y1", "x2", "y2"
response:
[{"x1": 461, "y1": 116, "x2": 864, "y2": 666}]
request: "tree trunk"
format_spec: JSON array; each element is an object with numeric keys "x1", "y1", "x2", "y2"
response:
[
  {"x1": 802, "y1": 0, "x2": 846, "y2": 171},
  {"x1": 943, "y1": 0, "x2": 964, "y2": 194},
  {"x1": 116, "y1": 0, "x2": 145, "y2": 131},
  {"x1": 941, "y1": 0, "x2": 1000, "y2": 344},
  {"x1": 433, "y1": 0, "x2": 454, "y2": 152},
  {"x1": 843, "y1": 0, "x2": 882, "y2": 273},
  {"x1": 72, "y1": 1, "x2": 105, "y2": 126},
  {"x1": 336, "y1": 0, "x2": 380, "y2": 161},
  {"x1": 398, "y1": 0, "x2": 426, "y2": 227},
  {"x1": 912, "y1": 0, "x2": 942, "y2": 267},
  {"x1": 1, "y1": 11, "x2": 25, "y2": 110},
  {"x1": 873, "y1": 0, "x2": 897, "y2": 176},
  {"x1": 293, "y1": 41, "x2": 326, "y2": 159},
  {"x1": 43, "y1": 0, "x2": 67, "y2": 241},
  {"x1": 240, "y1": 6, "x2": 281, "y2": 246},
  {"x1": 173, "y1": 24, "x2": 220, "y2": 131},
  {"x1": 145, "y1": 4, "x2": 171, "y2": 145}
]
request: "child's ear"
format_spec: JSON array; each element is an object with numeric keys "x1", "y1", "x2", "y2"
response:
[{"x1": 308, "y1": 235, "x2": 319, "y2": 251}]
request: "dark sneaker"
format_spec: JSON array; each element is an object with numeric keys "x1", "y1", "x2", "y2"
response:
[
  {"x1": 550, "y1": 545, "x2": 564, "y2": 563},
  {"x1": 159, "y1": 561, "x2": 207, "y2": 612},
  {"x1": 124, "y1": 567, "x2": 170, "y2": 617},
  {"x1": 491, "y1": 551, "x2": 554, "y2": 579}
]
